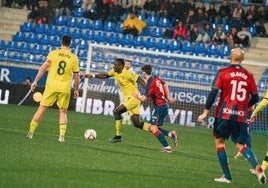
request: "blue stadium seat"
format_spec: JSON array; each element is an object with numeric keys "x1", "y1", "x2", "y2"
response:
[
  {"x1": 206, "y1": 44, "x2": 219, "y2": 57},
  {"x1": 12, "y1": 52, "x2": 24, "y2": 63},
  {"x1": 78, "y1": 18, "x2": 90, "y2": 29},
  {"x1": 200, "y1": 75, "x2": 211, "y2": 86},
  {"x1": 188, "y1": 73, "x2": 199, "y2": 84},
  {"x1": 140, "y1": 26, "x2": 150, "y2": 36},
  {"x1": 120, "y1": 34, "x2": 133, "y2": 47},
  {"x1": 193, "y1": 43, "x2": 206, "y2": 56},
  {"x1": 59, "y1": 27, "x2": 71, "y2": 37},
  {"x1": 39, "y1": 35, "x2": 51, "y2": 45},
  {"x1": 72, "y1": 28, "x2": 83, "y2": 39},
  {"x1": 137, "y1": 13, "x2": 146, "y2": 21},
  {"x1": 162, "y1": 71, "x2": 174, "y2": 81},
  {"x1": 219, "y1": 45, "x2": 231, "y2": 58},
  {"x1": 67, "y1": 17, "x2": 78, "y2": 27},
  {"x1": 158, "y1": 17, "x2": 170, "y2": 28},
  {"x1": 34, "y1": 24, "x2": 46, "y2": 34},
  {"x1": 7, "y1": 41, "x2": 19, "y2": 51},
  {"x1": 51, "y1": 36, "x2": 61, "y2": 47},
  {"x1": 32, "y1": 44, "x2": 44, "y2": 54},
  {"x1": 181, "y1": 41, "x2": 194, "y2": 54},
  {"x1": 181, "y1": 61, "x2": 192, "y2": 70},
  {"x1": 169, "y1": 40, "x2": 181, "y2": 52},
  {"x1": 247, "y1": 26, "x2": 256, "y2": 37},
  {"x1": 21, "y1": 22, "x2": 35, "y2": 32},
  {"x1": 44, "y1": 45, "x2": 56, "y2": 54},
  {"x1": 25, "y1": 54, "x2": 36, "y2": 64},
  {"x1": 77, "y1": 39, "x2": 88, "y2": 50},
  {"x1": 47, "y1": 25, "x2": 59, "y2": 36},
  {"x1": 207, "y1": 64, "x2": 218, "y2": 72},
  {"x1": 115, "y1": 23, "x2": 123, "y2": 33},
  {"x1": 13, "y1": 31, "x2": 27, "y2": 42},
  {"x1": 144, "y1": 37, "x2": 156, "y2": 49},
  {"x1": 108, "y1": 33, "x2": 120, "y2": 45},
  {"x1": 146, "y1": 15, "x2": 157, "y2": 26},
  {"x1": 151, "y1": 27, "x2": 163, "y2": 38},
  {"x1": 157, "y1": 39, "x2": 169, "y2": 51},
  {"x1": 223, "y1": 24, "x2": 231, "y2": 33},
  {"x1": 54, "y1": 16, "x2": 67, "y2": 26},
  {"x1": 19, "y1": 42, "x2": 31, "y2": 53},
  {"x1": 0, "y1": 40, "x2": 6, "y2": 50},
  {"x1": 133, "y1": 36, "x2": 145, "y2": 48},
  {"x1": 175, "y1": 72, "x2": 186, "y2": 81},
  {"x1": 73, "y1": 7, "x2": 84, "y2": 18},
  {"x1": 91, "y1": 19, "x2": 103, "y2": 30},
  {"x1": 103, "y1": 21, "x2": 116, "y2": 32},
  {"x1": 84, "y1": 30, "x2": 95, "y2": 41},
  {"x1": 73, "y1": 0, "x2": 83, "y2": 8},
  {"x1": 36, "y1": 55, "x2": 46, "y2": 64},
  {"x1": 95, "y1": 31, "x2": 107, "y2": 43},
  {"x1": 79, "y1": 50, "x2": 88, "y2": 61},
  {"x1": 26, "y1": 33, "x2": 39, "y2": 43},
  {"x1": 193, "y1": 62, "x2": 205, "y2": 71}
]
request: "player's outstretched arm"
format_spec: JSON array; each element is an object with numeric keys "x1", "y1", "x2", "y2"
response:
[{"x1": 84, "y1": 73, "x2": 110, "y2": 79}]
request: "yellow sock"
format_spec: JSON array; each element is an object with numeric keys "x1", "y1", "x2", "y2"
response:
[
  {"x1": 142, "y1": 122, "x2": 150, "y2": 132},
  {"x1": 262, "y1": 160, "x2": 268, "y2": 170},
  {"x1": 29, "y1": 120, "x2": 38, "y2": 133},
  {"x1": 115, "y1": 120, "x2": 122, "y2": 136},
  {"x1": 59, "y1": 124, "x2": 67, "y2": 136}
]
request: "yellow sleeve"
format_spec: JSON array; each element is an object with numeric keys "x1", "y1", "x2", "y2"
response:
[{"x1": 253, "y1": 91, "x2": 268, "y2": 115}]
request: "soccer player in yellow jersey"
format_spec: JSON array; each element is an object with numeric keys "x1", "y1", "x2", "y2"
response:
[
  {"x1": 85, "y1": 58, "x2": 150, "y2": 143},
  {"x1": 249, "y1": 90, "x2": 268, "y2": 179},
  {"x1": 26, "y1": 35, "x2": 80, "y2": 142}
]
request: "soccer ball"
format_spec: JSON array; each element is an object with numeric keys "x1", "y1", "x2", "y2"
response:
[{"x1": 84, "y1": 129, "x2": 97, "y2": 140}]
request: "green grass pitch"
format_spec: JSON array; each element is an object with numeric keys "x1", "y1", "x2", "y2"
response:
[{"x1": 0, "y1": 104, "x2": 266, "y2": 188}]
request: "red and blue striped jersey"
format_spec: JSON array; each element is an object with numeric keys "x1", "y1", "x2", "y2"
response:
[
  {"x1": 145, "y1": 76, "x2": 167, "y2": 106},
  {"x1": 212, "y1": 64, "x2": 258, "y2": 123}
]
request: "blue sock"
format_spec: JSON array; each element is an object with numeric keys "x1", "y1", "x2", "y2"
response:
[
  {"x1": 154, "y1": 130, "x2": 169, "y2": 147},
  {"x1": 158, "y1": 128, "x2": 169, "y2": 136},
  {"x1": 217, "y1": 147, "x2": 232, "y2": 180},
  {"x1": 241, "y1": 146, "x2": 259, "y2": 168}
]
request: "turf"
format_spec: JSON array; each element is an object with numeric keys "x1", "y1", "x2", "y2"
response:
[{"x1": 0, "y1": 104, "x2": 266, "y2": 188}]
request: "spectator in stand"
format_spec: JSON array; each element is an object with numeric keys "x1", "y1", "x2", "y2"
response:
[
  {"x1": 216, "y1": 0, "x2": 231, "y2": 25},
  {"x1": 120, "y1": 0, "x2": 133, "y2": 14},
  {"x1": 227, "y1": 27, "x2": 239, "y2": 49},
  {"x1": 168, "y1": 0, "x2": 184, "y2": 22},
  {"x1": 133, "y1": 0, "x2": 145, "y2": 15},
  {"x1": 229, "y1": 13, "x2": 244, "y2": 32},
  {"x1": 212, "y1": 25, "x2": 227, "y2": 45},
  {"x1": 28, "y1": 4, "x2": 41, "y2": 23},
  {"x1": 207, "y1": 2, "x2": 217, "y2": 23},
  {"x1": 23, "y1": 76, "x2": 32, "y2": 85},
  {"x1": 122, "y1": 11, "x2": 146, "y2": 36},
  {"x1": 183, "y1": 0, "x2": 195, "y2": 21},
  {"x1": 195, "y1": 1, "x2": 207, "y2": 17},
  {"x1": 172, "y1": 20, "x2": 187, "y2": 41},
  {"x1": 232, "y1": 2, "x2": 245, "y2": 21},
  {"x1": 237, "y1": 26, "x2": 252, "y2": 47},
  {"x1": 189, "y1": 24, "x2": 203, "y2": 43},
  {"x1": 185, "y1": 8, "x2": 196, "y2": 31},
  {"x1": 108, "y1": 0, "x2": 123, "y2": 23},
  {"x1": 194, "y1": 7, "x2": 208, "y2": 23},
  {"x1": 203, "y1": 23, "x2": 214, "y2": 43},
  {"x1": 38, "y1": 0, "x2": 55, "y2": 25},
  {"x1": 158, "y1": 0, "x2": 170, "y2": 18},
  {"x1": 56, "y1": 0, "x2": 73, "y2": 17},
  {"x1": 255, "y1": 5, "x2": 268, "y2": 37},
  {"x1": 95, "y1": 0, "x2": 110, "y2": 23},
  {"x1": 244, "y1": 4, "x2": 257, "y2": 27},
  {"x1": 143, "y1": 0, "x2": 158, "y2": 16},
  {"x1": 17, "y1": 0, "x2": 37, "y2": 10},
  {"x1": 82, "y1": 0, "x2": 95, "y2": 11}
]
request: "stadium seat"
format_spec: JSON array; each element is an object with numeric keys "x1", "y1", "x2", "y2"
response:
[
  {"x1": 73, "y1": 0, "x2": 83, "y2": 8},
  {"x1": 32, "y1": 44, "x2": 44, "y2": 54},
  {"x1": 0, "y1": 50, "x2": 10, "y2": 61},
  {"x1": 13, "y1": 31, "x2": 26, "y2": 42},
  {"x1": 91, "y1": 19, "x2": 103, "y2": 30},
  {"x1": 21, "y1": 22, "x2": 35, "y2": 33},
  {"x1": 84, "y1": 30, "x2": 95, "y2": 41},
  {"x1": 54, "y1": 16, "x2": 67, "y2": 26},
  {"x1": 25, "y1": 54, "x2": 36, "y2": 64},
  {"x1": 73, "y1": 7, "x2": 84, "y2": 18},
  {"x1": 115, "y1": 23, "x2": 123, "y2": 33},
  {"x1": 78, "y1": 18, "x2": 91, "y2": 29},
  {"x1": 103, "y1": 21, "x2": 116, "y2": 32},
  {"x1": 51, "y1": 36, "x2": 61, "y2": 47},
  {"x1": 133, "y1": 36, "x2": 145, "y2": 48},
  {"x1": 181, "y1": 41, "x2": 194, "y2": 54},
  {"x1": 26, "y1": 33, "x2": 39, "y2": 43},
  {"x1": 200, "y1": 75, "x2": 211, "y2": 86},
  {"x1": 193, "y1": 62, "x2": 205, "y2": 71},
  {"x1": 158, "y1": 17, "x2": 170, "y2": 28},
  {"x1": 47, "y1": 25, "x2": 59, "y2": 36},
  {"x1": 108, "y1": 33, "x2": 120, "y2": 45},
  {"x1": 175, "y1": 72, "x2": 186, "y2": 81},
  {"x1": 12, "y1": 52, "x2": 24, "y2": 63},
  {"x1": 72, "y1": 28, "x2": 83, "y2": 39},
  {"x1": 169, "y1": 40, "x2": 181, "y2": 52},
  {"x1": 162, "y1": 71, "x2": 174, "y2": 81},
  {"x1": 36, "y1": 55, "x2": 46, "y2": 64},
  {"x1": 39, "y1": 35, "x2": 51, "y2": 45},
  {"x1": 206, "y1": 44, "x2": 219, "y2": 57},
  {"x1": 44, "y1": 45, "x2": 56, "y2": 54},
  {"x1": 247, "y1": 26, "x2": 257, "y2": 37},
  {"x1": 34, "y1": 24, "x2": 46, "y2": 34},
  {"x1": 59, "y1": 27, "x2": 71, "y2": 37},
  {"x1": 140, "y1": 26, "x2": 150, "y2": 36},
  {"x1": 120, "y1": 34, "x2": 133, "y2": 47},
  {"x1": 79, "y1": 50, "x2": 88, "y2": 61},
  {"x1": 144, "y1": 37, "x2": 156, "y2": 49},
  {"x1": 223, "y1": 24, "x2": 231, "y2": 34},
  {"x1": 67, "y1": 17, "x2": 78, "y2": 27},
  {"x1": 157, "y1": 38, "x2": 169, "y2": 51},
  {"x1": 19, "y1": 42, "x2": 31, "y2": 53},
  {"x1": 181, "y1": 61, "x2": 192, "y2": 70},
  {"x1": 137, "y1": 13, "x2": 146, "y2": 21},
  {"x1": 188, "y1": 73, "x2": 199, "y2": 84},
  {"x1": 0, "y1": 40, "x2": 6, "y2": 50},
  {"x1": 207, "y1": 64, "x2": 218, "y2": 72},
  {"x1": 151, "y1": 27, "x2": 163, "y2": 38},
  {"x1": 95, "y1": 31, "x2": 107, "y2": 43},
  {"x1": 7, "y1": 41, "x2": 19, "y2": 51},
  {"x1": 219, "y1": 45, "x2": 231, "y2": 58},
  {"x1": 193, "y1": 43, "x2": 206, "y2": 56},
  {"x1": 146, "y1": 15, "x2": 157, "y2": 26},
  {"x1": 77, "y1": 39, "x2": 88, "y2": 50}
]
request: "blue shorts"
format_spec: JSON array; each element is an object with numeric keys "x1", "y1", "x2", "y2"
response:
[
  {"x1": 150, "y1": 104, "x2": 168, "y2": 126},
  {"x1": 213, "y1": 118, "x2": 248, "y2": 145}
]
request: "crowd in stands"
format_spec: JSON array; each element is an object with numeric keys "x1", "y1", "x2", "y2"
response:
[{"x1": 1, "y1": 0, "x2": 268, "y2": 48}]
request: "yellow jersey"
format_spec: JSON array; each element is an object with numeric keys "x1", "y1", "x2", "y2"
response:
[
  {"x1": 45, "y1": 49, "x2": 79, "y2": 93},
  {"x1": 108, "y1": 68, "x2": 139, "y2": 100}
]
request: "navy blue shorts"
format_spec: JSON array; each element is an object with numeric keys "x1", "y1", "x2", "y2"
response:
[
  {"x1": 213, "y1": 118, "x2": 248, "y2": 144},
  {"x1": 150, "y1": 104, "x2": 168, "y2": 126}
]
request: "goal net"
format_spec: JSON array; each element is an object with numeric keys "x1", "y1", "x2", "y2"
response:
[{"x1": 76, "y1": 42, "x2": 268, "y2": 136}]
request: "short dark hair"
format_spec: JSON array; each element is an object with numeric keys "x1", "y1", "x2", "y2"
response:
[
  {"x1": 142, "y1": 64, "x2": 152, "y2": 75},
  {"x1": 115, "y1": 58, "x2": 125, "y2": 66},
  {"x1": 61, "y1": 35, "x2": 72, "y2": 47}
]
